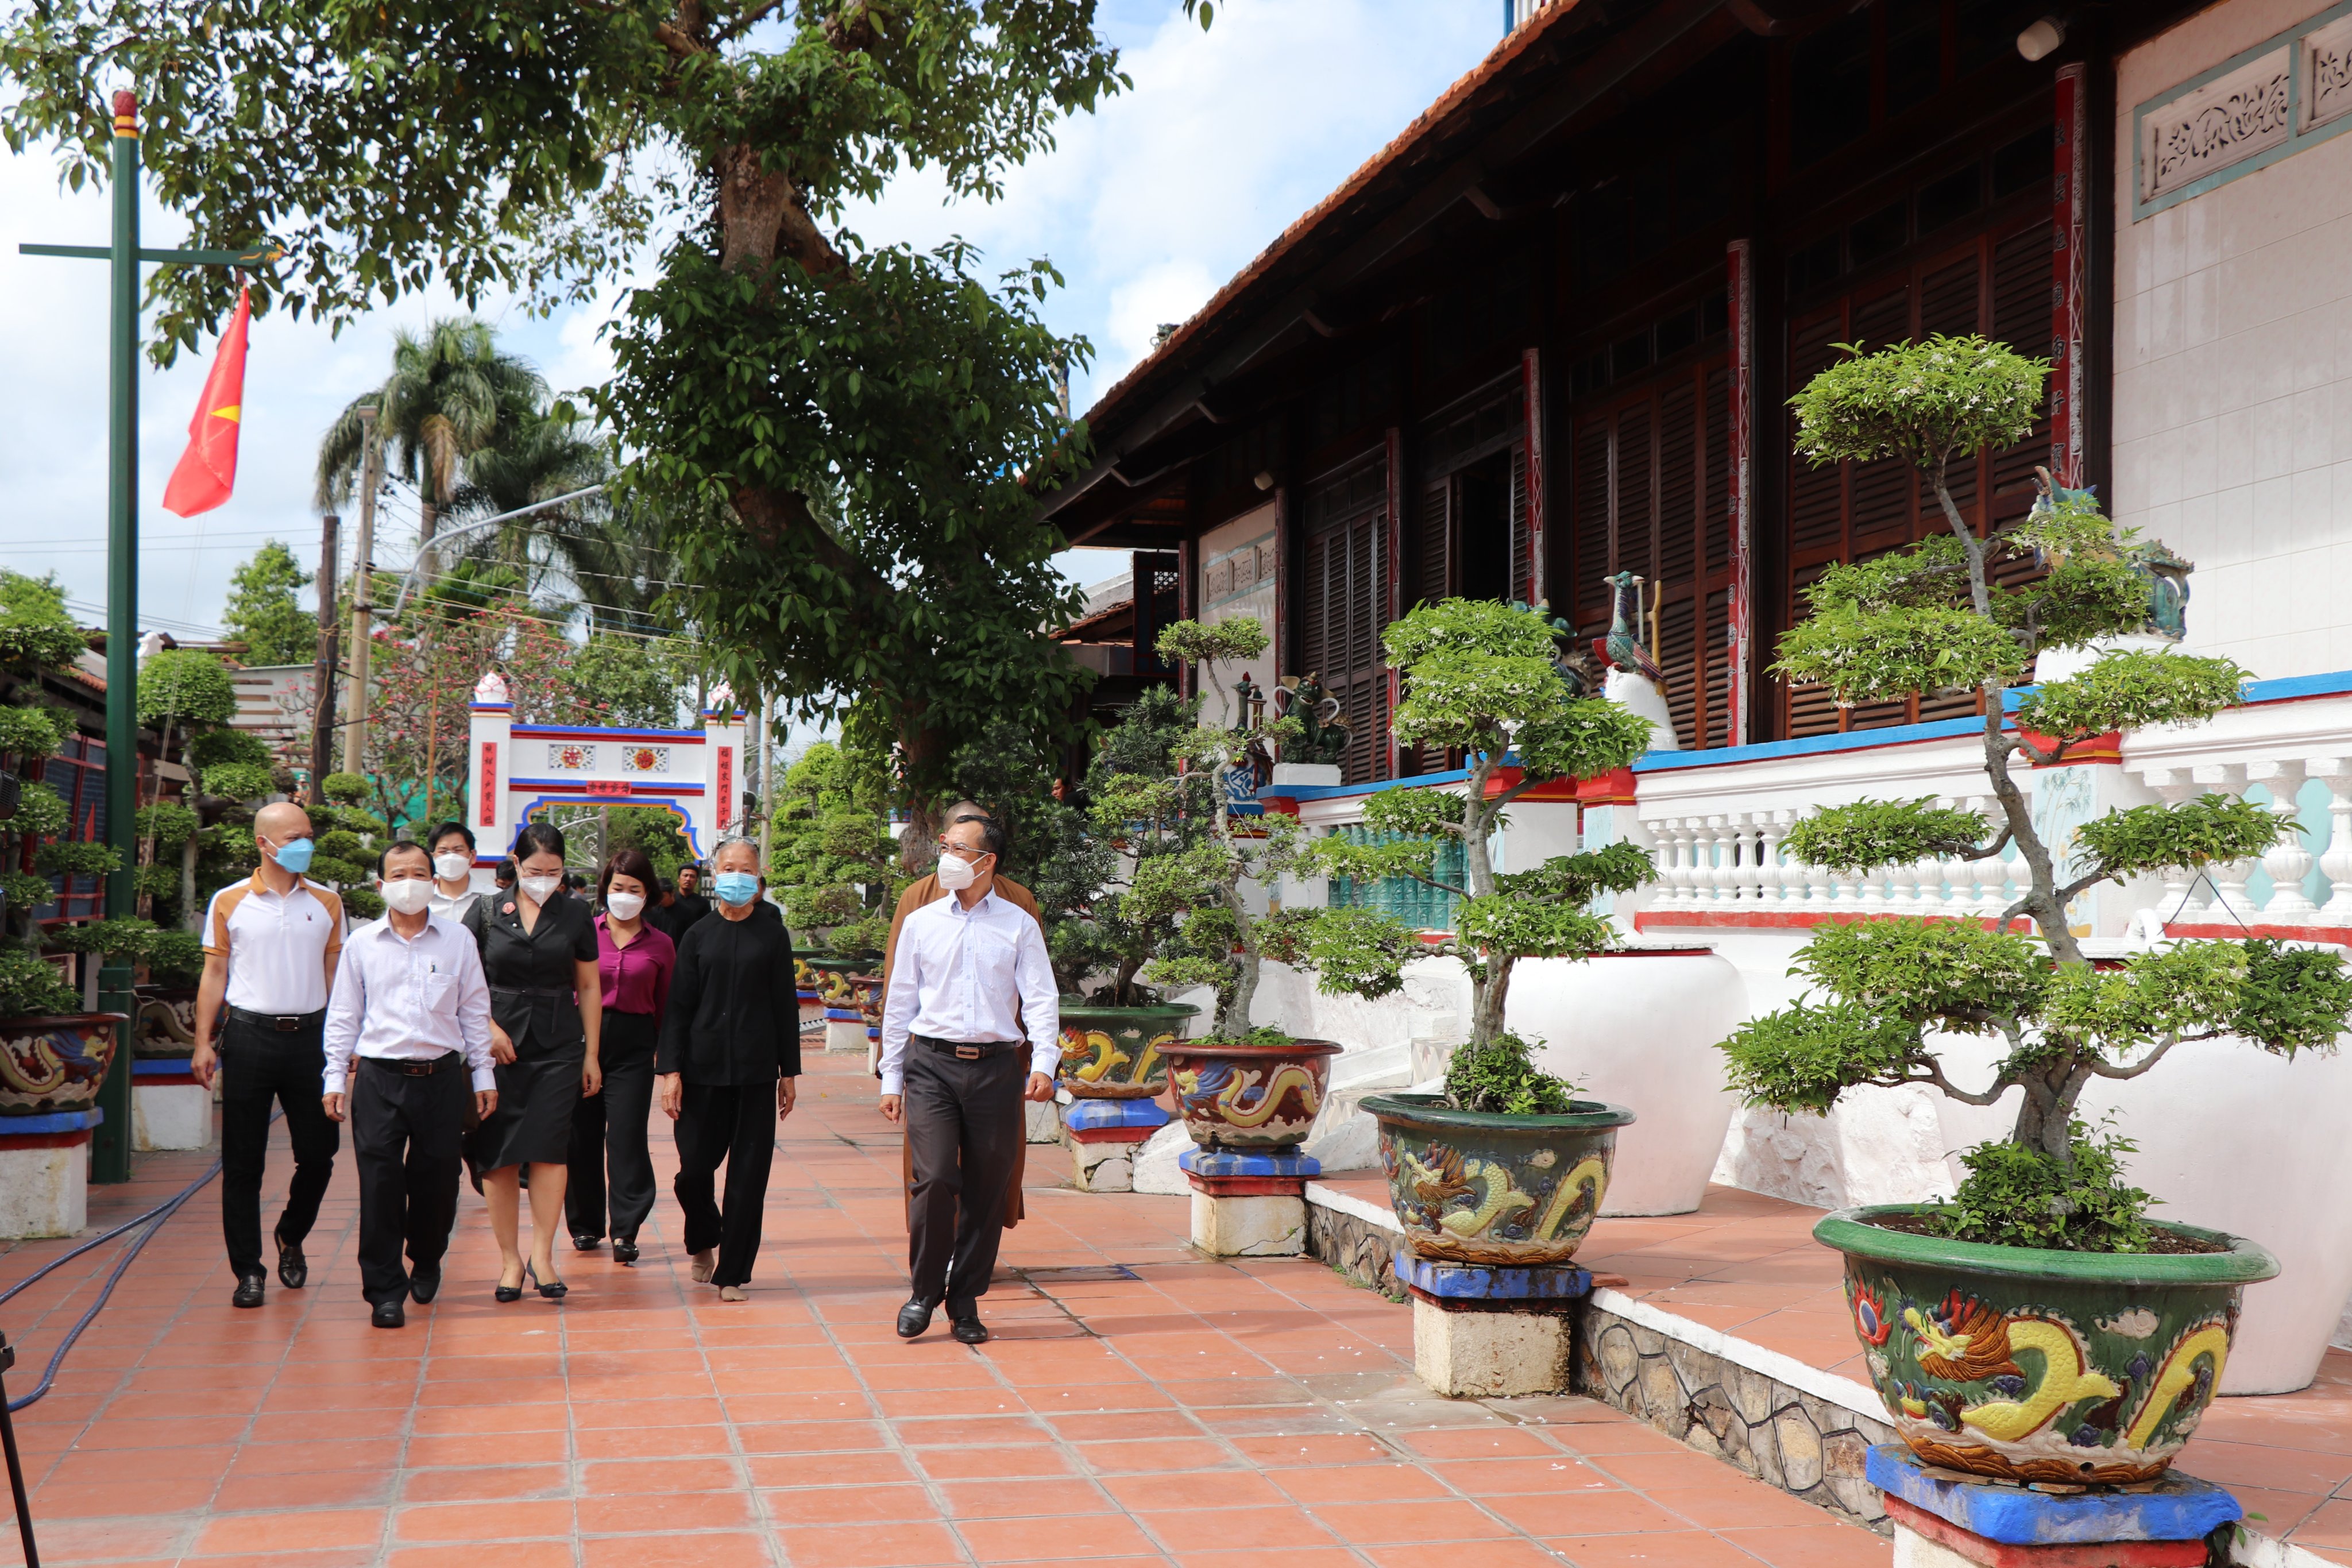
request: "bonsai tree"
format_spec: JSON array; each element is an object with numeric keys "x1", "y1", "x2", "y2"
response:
[
  {"x1": 1275, "y1": 597, "x2": 1656, "y2": 1065},
  {"x1": 768, "y1": 740, "x2": 903, "y2": 959},
  {"x1": 1717, "y1": 334, "x2": 2352, "y2": 1250},
  {"x1": 133, "y1": 648, "x2": 237, "y2": 920},
  {"x1": 1036, "y1": 685, "x2": 1197, "y2": 1003},
  {"x1": 1115, "y1": 617, "x2": 1311, "y2": 1041}
]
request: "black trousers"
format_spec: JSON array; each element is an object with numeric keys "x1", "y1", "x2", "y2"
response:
[
  {"x1": 903, "y1": 1044, "x2": 1024, "y2": 1312},
  {"x1": 673, "y1": 1082, "x2": 776, "y2": 1288},
  {"x1": 218, "y1": 1014, "x2": 339, "y2": 1281},
  {"x1": 566, "y1": 1011, "x2": 658, "y2": 1243},
  {"x1": 350, "y1": 1057, "x2": 469, "y2": 1305}
]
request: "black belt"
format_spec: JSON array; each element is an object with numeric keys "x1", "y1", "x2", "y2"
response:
[
  {"x1": 493, "y1": 986, "x2": 572, "y2": 999},
  {"x1": 227, "y1": 1006, "x2": 325, "y2": 1033},
  {"x1": 912, "y1": 1032, "x2": 1018, "y2": 1061},
  {"x1": 361, "y1": 1053, "x2": 458, "y2": 1077}
]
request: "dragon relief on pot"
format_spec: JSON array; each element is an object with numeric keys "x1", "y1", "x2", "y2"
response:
[
  {"x1": 1379, "y1": 1135, "x2": 1612, "y2": 1266},
  {"x1": 1856, "y1": 1276, "x2": 2239, "y2": 1483},
  {"x1": 1171, "y1": 1060, "x2": 1322, "y2": 1142},
  {"x1": 1061, "y1": 1029, "x2": 1176, "y2": 1094}
]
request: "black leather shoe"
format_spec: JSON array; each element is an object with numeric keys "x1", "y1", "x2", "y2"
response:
[
  {"x1": 274, "y1": 1225, "x2": 307, "y2": 1290},
  {"x1": 231, "y1": 1273, "x2": 265, "y2": 1309},
  {"x1": 372, "y1": 1297, "x2": 405, "y2": 1329},
  {"x1": 895, "y1": 1297, "x2": 936, "y2": 1339},
  {"x1": 949, "y1": 1314, "x2": 988, "y2": 1346},
  {"x1": 612, "y1": 1239, "x2": 639, "y2": 1265},
  {"x1": 571, "y1": 1233, "x2": 601, "y2": 1252},
  {"x1": 410, "y1": 1267, "x2": 441, "y2": 1305}
]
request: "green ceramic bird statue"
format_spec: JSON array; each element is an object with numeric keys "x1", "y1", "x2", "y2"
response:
[{"x1": 1598, "y1": 571, "x2": 1667, "y2": 687}]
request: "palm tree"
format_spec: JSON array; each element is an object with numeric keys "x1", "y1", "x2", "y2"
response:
[
  {"x1": 315, "y1": 317, "x2": 545, "y2": 564},
  {"x1": 445, "y1": 412, "x2": 670, "y2": 636}
]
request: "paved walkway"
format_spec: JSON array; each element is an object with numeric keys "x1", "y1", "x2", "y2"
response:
[{"x1": 0, "y1": 1055, "x2": 1886, "y2": 1568}]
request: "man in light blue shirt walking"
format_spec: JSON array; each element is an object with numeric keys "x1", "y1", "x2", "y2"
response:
[{"x1": 879, "y1": 814, "x2": 1058, "y2": 1344}]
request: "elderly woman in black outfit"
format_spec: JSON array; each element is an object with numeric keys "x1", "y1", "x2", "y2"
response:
[
  {"x1": 656, "y1": 835, "x2": 799, "y2": 1302},
  {"x1": 464, "y1": 821, "x2": 603, "y2": 1300}
]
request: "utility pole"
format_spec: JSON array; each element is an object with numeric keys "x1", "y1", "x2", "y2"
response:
[
  {"x1": 307, "y1": 512, "x2": 339, "y2": 804},
  {"x1": 341, "y1": 407, "x2": 380, "y2": 777},
  {"x1": 756, "y1": 690, "x2": 774, "y2": 876}
]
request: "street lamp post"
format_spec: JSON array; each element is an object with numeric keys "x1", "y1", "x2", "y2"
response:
[{"x1": 20, "y1": 90, "x2": 280, "y2": 1183}]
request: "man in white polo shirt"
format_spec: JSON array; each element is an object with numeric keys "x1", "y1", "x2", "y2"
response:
[{"x1": 191, "y1": 800, "x2": 346, "y2": 1310}]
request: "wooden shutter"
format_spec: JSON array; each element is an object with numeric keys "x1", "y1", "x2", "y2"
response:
[
  {"x1": 1412, "y1": 480, "x2": 1450, "y2": 609},
  {"x1": 1775, "y1": 213, "x2": 2055, "y2": 738},
  {"x1": 1509, "y1": 446, "x2": 1532, "y2": 605},
  {"x1": 1566, "y1": 352, "x2": 1735, "y2": 750},
  {"x1": 1300, "y1": 455, "x2": 1391, "y2": 786}
]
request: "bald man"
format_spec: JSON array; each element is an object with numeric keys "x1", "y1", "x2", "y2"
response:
[
  {"x1": 884, "y1": 803, "x2": 1044, "y2": 1231},
  {"x1": 192, "y1": 801, "x2": 347, "y2": 1309}
]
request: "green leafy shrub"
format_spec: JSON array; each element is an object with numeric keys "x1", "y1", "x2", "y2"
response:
[
  {"x1": 41, "y1": 919, "x2": 156, "y2": 959},
  {"x1": 147, "y1": 929, "x2": 204, "y2": 985},
  {"x1": 1935, "y1": 1122, "x2": 2156, "y2": 1253},
  {"x1": 190, "y1": 727, "x2": 272, "y2": 772},
  {"x1": 1445, "y1": 1032, "x2": 1579, "y2": 1115},
  {"x1": 136, "y1": 650, "x2": 238, "y2": 728},
  {"x1": 136, "y1": 802, "x2": 200, "y2": 848},
  {"x1": 133, "y1": 863, "x2": 183, "y2": 900},
  {"x1": 36, "y1": 840, "x2": 122, "y2": 879},
  {"x1": 198, "y1": 762, "x2": 276, "y2": 803},
  {"x1": 0, "y1": 948, "x2": 79, "y2": 1017},
  {"x1": 320, "y1": 771, "x2": 371, "y2": 805},
  {"x1": 342, "y1": 885, "x2": 385, "y2": 921}
]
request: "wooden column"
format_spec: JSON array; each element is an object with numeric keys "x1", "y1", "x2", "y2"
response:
[
  {"x1": 1726, "y1": 237, "x2": 1757, "y2": 747},
  {"x1": 1384, "y1": 426, "x2": 1404, "y2": 779},
  {"x1": 2053, "y1": 61, "x2": 2092, "y2": 489}
]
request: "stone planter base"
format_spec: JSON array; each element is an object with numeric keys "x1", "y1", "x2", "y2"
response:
[
  {"x1": 1414, "y1": 1297, "x2": 1576, "y2": 1397},
  {"x1": 0, "y1": 1109, "x2": 99, "y2": 1238},
  {"x1": 1190, "y1": 1191, "x2": 1307, "y2": 1256},
  {"x1": 824, "y1": 1015, "x2": 867, "y2": 1053},
  {"x1": 133, "y1": 1065, "x2": 211, "y2": 1151},
  {"x1": 1870, "y1": 1445, "x2": 2238, "y2": 1567},
  {"x1": 1026, "y1": 1099, "x2": 1063, "y2": 1144},
  {"x1": 1065, "y1": 1099, "x2": 1170, "y2": 1193}
]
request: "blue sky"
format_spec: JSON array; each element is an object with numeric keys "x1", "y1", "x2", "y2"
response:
[{"x1": 0, "y1": 2, "x2": 1500, "y2": 639}]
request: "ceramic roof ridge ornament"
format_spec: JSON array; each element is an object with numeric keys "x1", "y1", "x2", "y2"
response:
[{"x1": 472, "y1": 669, "x2": 511, "y2": 706}]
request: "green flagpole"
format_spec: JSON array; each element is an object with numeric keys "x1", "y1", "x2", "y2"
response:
[{"x1": 91, "y1": 91, "x2": 142, "y2": 1184}]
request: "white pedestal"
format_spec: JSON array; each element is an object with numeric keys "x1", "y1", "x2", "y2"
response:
[
  {"x1": 0, "y1": 1143, "x2": 87, "y2": 1239},
  {"x1": 1191, "y1": 1191, "x2": 1306, "y2": 1256},
  {"x1": 1270, "y1": 763, "x2": 1342, "y2": 786},
  {"x1": 1412, "y1": 1296, "x2": 1573, "y2": 1397},
  {"x1": 1025, "y1": 1099, "x2": 1062, "y2": 1144},
  {"x1": 134, "y1": 1082, "x2": 212, "y2": 1151},
  {"x1": 1073, "y1": 1139, "x2": 1140, "y2": 1192},
  {"x1": 825, "y1": 1019, "x2": 867, "y2": 1053},
  {"x1": 1890, "y1": 1521, "x2": 1977, "y2": 1568}
]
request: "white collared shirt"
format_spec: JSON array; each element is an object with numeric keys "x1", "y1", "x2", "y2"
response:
[
  {"x1": 203, "y1": 870, "x2": 346, "y2": 1014},
  {"x1": 322, "y1": 910, "x2": 498, "y2": 1094},
  {"x1": 878, "y1": 886, "x2": 1059, "y2": 1096},
  {"x1": 429, "y1": 883, "x2": 478, "y2": 922}
]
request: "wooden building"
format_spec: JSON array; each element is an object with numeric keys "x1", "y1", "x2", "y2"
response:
[{"x1": 1046, "y1": 0, "x2": 2212, "y2": 785}]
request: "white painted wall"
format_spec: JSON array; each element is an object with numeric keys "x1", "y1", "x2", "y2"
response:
[{"x1": 2112, "y1": 0, "x2": 2352, "y2": 680}]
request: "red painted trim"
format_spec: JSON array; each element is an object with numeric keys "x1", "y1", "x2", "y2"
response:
[
  {"x1": 1635, "y1": 910, "x2": 2034, "y2": 933},
  {"x1": 136, "y1": 1072, "x2": 202, "y2": 1087},
  {"x1": 478, "y1": 742, "x2": 497, "y2": 828},
  {"x1": 1184, "y1": 1174, "x2": 1309, "y2": 1197},
  {"x1": 1883, "y1": 1496, "x2": 2206, "y2": 1568},
  {"x1": 1069, "y1": 1126, "x2": 1160, "y2": 1146},
  {"x1": 1726, "y1": 238, "x2": 1755, "y2": 746},
  {"x1": 1258, "y1": 795, "x2": 1302, "y2": 818},
  {"x1": 1575, "y1": 766, "x2": 1639, "y2": 806},
  {"x1": 1521, "y1": 346, "x2": 1547, "y2": 605},
  {"x1": 2053, "y1": 63, "x2": 2091, "y2": 489},
  {"x1": 0, "y1": 1129, "x2": 94, "y2": 1150},
  {"x1": 2165, "y1": 922, "x2": 2352, "y2": 947},
  {"x1": 2019, "y1": 728, "x2": 2121, "y2": 765}
]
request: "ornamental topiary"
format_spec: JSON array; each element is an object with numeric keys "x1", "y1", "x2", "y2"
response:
[
  {"x1": 1271, "y1": 598, "x2": 1655, "y2": 1075},
  {"x1": 1716, "y1": 334, "x2": 2352, "y2": 1251},
  {"x1": 0, "y1": 570, "x2": 121, "y2": 963}
]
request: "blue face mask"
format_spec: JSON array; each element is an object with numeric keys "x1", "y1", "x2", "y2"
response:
[
  {"x1": 713, "y1": 871, "x2": 760, "y2": 907},
  {"x1": 271, "y1": 837, "x2": 315, "y2": 875}
]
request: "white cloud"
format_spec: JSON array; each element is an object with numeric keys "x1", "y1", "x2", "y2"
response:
[{"x1": 0, "y1": 1, "x2": 1497, "y2": 634}]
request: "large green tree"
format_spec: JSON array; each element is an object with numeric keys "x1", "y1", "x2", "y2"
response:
[
  {"x1": 222, "y1": 540, "x2": 318, "y2": 666},
  {"x1": 1, "y1": 1, "x2": 1192, "y2": 833}
]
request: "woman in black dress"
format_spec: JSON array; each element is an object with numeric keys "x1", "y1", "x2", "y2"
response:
[{"x1": 464, "y1": 821, "x2": 603, "y2": 1300}]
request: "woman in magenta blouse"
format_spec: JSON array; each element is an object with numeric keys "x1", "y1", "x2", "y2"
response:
[{"x1": 565, "y1": 848, "x2": 676, "y2": 1264}]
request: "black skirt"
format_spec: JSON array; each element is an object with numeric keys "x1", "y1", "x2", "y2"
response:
[{"x1": 466, "y1": 1036, "x2": 584, "y2": 1172}]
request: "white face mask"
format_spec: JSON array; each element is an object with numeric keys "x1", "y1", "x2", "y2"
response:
[
  {"x1": 381, "y1": 878, "x2": 434, "y2": 916},
  {"x1": 519, "y1": 874, "x2": 563, "y2": 903},
  {"x1": 433, "y1": 852, "x2": 472, "y2": 883},
  {"x1": 605, "y1": 891, "x2": 646, "y2": 922},
  {"x1": 936, "y1": 851, "x2": 983, "y2": 891}
]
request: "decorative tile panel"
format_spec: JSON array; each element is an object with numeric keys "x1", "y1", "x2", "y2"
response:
[
  {"x1": 2141, "y1": 46, "x2": 2291, "y2": 204},
  {"x1": 2304, "y1": 13, "x2": 2352, "y2": 130},
  {"x1": 619, "y1": 744, "x2": 671, "y2": 774},
  {"x1": 546, "y1": 743, "x2": 597, "y2": 771}
]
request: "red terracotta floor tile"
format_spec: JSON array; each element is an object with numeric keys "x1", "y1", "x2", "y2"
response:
[
  {"x1": 399, "y1": 1465, "x2": 573, "y2": 1504},
  {"x1": 915, "y1": 1446, "x2": 1081, "y2": 1480},
  {"x1": 774, "y1": 1520, "x2": 967, "y2": 1567},
  {"x1": 191, "y1": 1508, "x2": 389, "y2": 1555},
  {"x1": 1265, "y1": 1462, "x2": 1451, "y2": 1504},
  {"x1": 391, "y1": 1499, "x2": 578, "y2": 1542},
  {"x1": 580, "y1": 1531, "x2": 774, "y2": 1568},
  {"x1": 762, "y1": 1483, "x2": 938, "y2": 1525},
  {"x1": 1131, "y1": 1506, "x2": 1341, "y2": 1553},
  {"x1": 1714, "y1": 1524, "x2": 1893, "y2": 1567},
  {"x1": 1546, "y1": 1528, "x2": 1780, "y2": 1566},
  {"x1": 577, "y1": 1488, "x2": 758, "y2": 1534},
  {"x1": 389, "y1": 1543, "x2": 578, "y2": 1568},
  {"x1": 958, "y1": 1512, "x2": 1163, "y2": 1562},
  {"x1": 1302, "y1": 1499, "x2": 1518, "y2": 1544}
]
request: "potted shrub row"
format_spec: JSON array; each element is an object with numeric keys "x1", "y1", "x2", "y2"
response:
[{"x1": 1713, "y1": 333, "x2": 2352, "y2": 1481}]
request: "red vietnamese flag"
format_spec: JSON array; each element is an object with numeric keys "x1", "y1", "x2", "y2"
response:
[{"x1": 161, "y1": 286, "x2": 252, "y2": 517}]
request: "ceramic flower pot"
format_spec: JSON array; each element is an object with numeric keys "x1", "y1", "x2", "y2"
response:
[
  {"x1": 132, "y1": 986, "x2": 199, "y2": 1060},
  {"x1": 1504, "y1": 946, "x2": 1748, "y2": 1216},
  {"x1": 1817, "y1": 1205, "x2": 2279, "y2": 1484},
  {"x1": 1162, "y1": 1037, "x2": 1341, "y2": 1150},
  {"x1": 1057, "y1": 1003, "x2": 1199, "y2": 1100},
  {"x1": 1363, "y1": 1092, "x2": 1635, "y2": 1265},
  {"x1": 0, "y1": 1012, "x2": 128, "y2": 1115}
]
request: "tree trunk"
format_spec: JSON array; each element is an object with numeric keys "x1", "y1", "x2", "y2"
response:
[{"x1": 179, "y1": 836, "x2": 199, "y2": 933}]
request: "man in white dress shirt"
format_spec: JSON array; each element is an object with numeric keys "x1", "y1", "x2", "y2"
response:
[
  {"x1": 879, "y1": 814, "x2": 1057, "y2": 1344},
  {"x1": 322, "y1": 840, "x2": 500, "y2": 1328}
]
